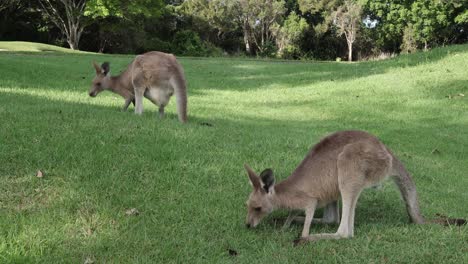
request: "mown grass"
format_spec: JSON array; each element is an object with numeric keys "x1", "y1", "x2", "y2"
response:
[
  {"x1": 0, "y1": 42, "x2": 467, "y2": 263},
  {"x1": 0, "y1": 41, "x2": 87, "y2": 53}
]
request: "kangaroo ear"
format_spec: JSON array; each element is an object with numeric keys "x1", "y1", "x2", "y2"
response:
[
  {"x1": 244, "y1": 164, "x2": 260, "y2": 189},
  {"x1": 260, "y1": 168, "x2": 275, "y2": 193},
  {"x1": 92, "y1": 61, "x2": 101, "y2": 74},
  {"x1": 101, "y1": 62, "x2": 110, "y2": 75}
]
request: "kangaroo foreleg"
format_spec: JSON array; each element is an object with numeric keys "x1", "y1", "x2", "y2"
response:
[
  {"x1": 122, "y1": 98, "x2": 134, "y2": 111},
  {"x1": 285, "y1": 201, "x2": 340, "y2": 228},
  {"x1": 296, "y1": 193, "x2": 359, "y2": 244},
  {"x1": 301, "y1": 201, "x2": 318, "y2": 238},
  {"x1": 159, "y1": 105, "x2": 165, "y2": 119}
]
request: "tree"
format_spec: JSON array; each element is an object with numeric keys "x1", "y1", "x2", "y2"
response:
[
  {"x1": 297, "y1": 0, "x2": 340, "y2": 35},
  {"x1": 274, "y1": 11, "x2": 309, "y2": 58},
  {"x1": 181, "y1": 0, "x2": 286, "y2": 55},
  {"x1": 333, "y1": 0, "x2": 362, "y2": 61},
  {"x1": 362, "y1": 0, "x2": 411, "y2": 52},
  {"x1": 410, "y1": 0, "x2": 451, "y2": 50},
  {"x1": 179, "y1": 0, "x2": 240, "y2": 50},
  {"x1": 38, "y1": 0, "x2": 87, "y2": 50},
  {"x1": 0, "y1": 0, "x2": 20, "y2": 12},
  {"x1": 400, "y1": 23, "x2": 417, "y2": 53},
  {"x1": 85, "y1": 0, "x2": 165, "y2": 19},
  {"x1": 238, "y1": 0, "x2": 286, "y2": 55},
  {"x1": 85, "y1": 0, "x2": 166, "y2": 53}
]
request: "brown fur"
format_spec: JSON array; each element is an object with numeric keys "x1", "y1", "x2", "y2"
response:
[
  {"x1": 89, "y1": 51, "x2": 187, "y2": 123},
  {"x1": 244, "y1": 130, "x2": 424, "y2": 243}
]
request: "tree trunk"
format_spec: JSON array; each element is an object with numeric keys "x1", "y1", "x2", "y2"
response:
[
  {"x1": 243, "y1": 19, "x2": 252, "y2": 55},
  {"x1": 68, "y1": 41, "x2": 76, "y2": 50},
  {"x1": 38, "y1": 0, "x2": 86, "y2": 51},
  {"x1": 348, "y1": 41, "x2": 353, "y2": 61},
  {"x1": 66, "y1": 34, "x2": 78, "y2": 50},
  {"x1": 243, "y1": 30, "x2": 250, "y2": 54},
  {"x1": 67, "y1": 24, "x2": 84, "y2": 50}
]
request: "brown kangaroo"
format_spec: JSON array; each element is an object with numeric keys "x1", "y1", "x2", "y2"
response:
[
  {"x1": 244, "y1": 130, "x2": 425, "y2": 244},
  {"x1": 89, "y1": 51, "x2": 187, "y2": 123}
]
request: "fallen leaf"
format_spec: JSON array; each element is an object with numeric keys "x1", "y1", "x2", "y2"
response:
[
  {"x1": 433, "y1": 213, "x2": 467, "y2": 226},
  {"x1": 228, "y1": 249, "x2": 238, "y2": 256},
  {"x1": 84, "y1": 257, "x2": 95, "y2": 264},
  {"x1": 431, "y1": 148, "x2": 440, "y2": 154},
  {"x1": 459, "y1": 93, "x2": 465, "y2": 97},
  {"x1": 200, "y1": 122, "x2": 214, "y2": 127},
  {"x1": 36, "y1": 170, "x2": 43, "y2": 178},
  {"x1": 293, "y1": 238, "x2": 306, "y2": 247},
  {"x1": 125, "y1": 208, "x2": 140, "y2": 216}
]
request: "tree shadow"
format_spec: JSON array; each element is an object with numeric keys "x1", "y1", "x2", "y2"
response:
[{"x1": 0, "y1": 44, "x2": 466, "y2": 96}]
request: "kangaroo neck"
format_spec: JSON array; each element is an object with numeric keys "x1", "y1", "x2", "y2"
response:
[
  {"x1": 271, "y1": 177, "x2": 311, "y2": 210},
  {"x1": 108, "y1": 74, "x2": 133, "y2": 97}
]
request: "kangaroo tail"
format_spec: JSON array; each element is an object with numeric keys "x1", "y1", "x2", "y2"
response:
[
  {"x1": 172, "y1": 60, "x2": 188, "y2": 123},
  {"x1": 389, "y1": 150, "x2": 467, "y2": 226},
  {"x1": 390, "y1": 153, "x2": 425, "y2": 224}
]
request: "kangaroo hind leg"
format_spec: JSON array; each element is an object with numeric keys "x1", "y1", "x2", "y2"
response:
[{"x1": 299, "y1": 146, "x2": 367, "y2": 243}]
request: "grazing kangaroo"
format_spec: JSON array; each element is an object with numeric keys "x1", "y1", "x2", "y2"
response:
[
  {"x1": 244, "y1": 130, "x2": 425, "y2": 244},
  {"x1": 89, "y1": 51, "x2": 188, "y2": 123}
]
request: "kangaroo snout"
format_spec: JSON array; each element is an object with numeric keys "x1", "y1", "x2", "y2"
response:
[{"x1": 89, "y1": 91, "x2": 97, "y2": 97}]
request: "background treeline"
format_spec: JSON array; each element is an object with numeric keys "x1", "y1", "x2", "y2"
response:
[{"x1": 1, "y1": 0, "x2": 467, "y2": 60}]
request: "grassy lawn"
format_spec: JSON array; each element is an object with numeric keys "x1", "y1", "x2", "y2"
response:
[{"x1": 0, "y1": 42, "x2": 467, "y2": 263}]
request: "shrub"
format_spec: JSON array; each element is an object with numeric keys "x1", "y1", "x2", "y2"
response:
[{"x1": 172, "y1": 30, "x2": 206, "y2": 56}]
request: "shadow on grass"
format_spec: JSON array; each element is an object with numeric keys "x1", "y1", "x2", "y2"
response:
[
  {"x1": 1, "y1": 44, "x2": 467, "y2": 96},
  {"x1": 1, "y1": 76, "x2": 467, "y2": 261}
]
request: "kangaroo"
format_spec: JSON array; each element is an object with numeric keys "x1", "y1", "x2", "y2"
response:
[
  {"x1": 89, "y1": 51, "x2": 188, "y2": 123},
  {"x1": 244, "y1": 130, "x2": 425, "y2": 244}
]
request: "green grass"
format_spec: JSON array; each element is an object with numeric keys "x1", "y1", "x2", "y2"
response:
[
  {"x1": 0, "y1": 41, "x2": 87, "y2": 53},
  {"x1": 0, "y1": 41, "x2": 467, "y2": 263}
]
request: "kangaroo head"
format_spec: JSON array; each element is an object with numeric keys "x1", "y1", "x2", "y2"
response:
[
  {"x1": 244, "y1": 164, "x2": 276, "y2": 228},
  {"x1": 89, "y1": 61, "x2": 111, "y2": 97}
]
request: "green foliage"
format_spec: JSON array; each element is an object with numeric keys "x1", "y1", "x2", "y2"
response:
[
  {"x1": 364, "y1": 0, "x2": 468, "y2": 52},
  {"x1": 400, "y1": 23, "x2": 417, "y2": 54},
  {"x1": 298, "y1": 0, "x2": 340, "y2": 15},
  {"x1": 172, "y1": 29, "x2": 218, "y2": 56},
  {"x1": 455, "y1": 10, "x2": 468, "y2": 24},
  {"x1": 85, "y1": 0, "x2": 165, "y2": 18},
  {"x1": 239, "y1": 0, "x2": 287, "y2": 55},
  {"x1": 173, "y1": 30, "x2": 204, "y2": 56},
  {"x1": 181, "y1": 0, "x2": 239, "y2": 36},
  {"x1": 333, "y1": 0, "x2": 363, "y2": 61},
  {"x1": 363, "y1": 0, "x2": 411, "y2": 51},
  {"x1": 297, "y1": 0, "x2": 340, "y2": 35},
  {"x1": 275, "y1": 11, "x2": 309, "y2": 58},
  {"x1": 410, "y1": 0, "x2": 452, "y2": 49},
  {"x1": 143, "y1": 37, "x2": 171, "y2": 53}
]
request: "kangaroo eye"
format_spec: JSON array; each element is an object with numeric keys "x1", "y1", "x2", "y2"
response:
[
  {"x1": 254, "y1": 207, "x2": 262, "y2": 212},
  {"x1": 96, "y1": 82, "x2": 101, "y2": 86}
]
